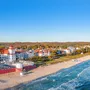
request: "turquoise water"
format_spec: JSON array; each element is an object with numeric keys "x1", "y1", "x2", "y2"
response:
[{"x1": 22, "y1": 60, "x2": 90, "y2": 90}]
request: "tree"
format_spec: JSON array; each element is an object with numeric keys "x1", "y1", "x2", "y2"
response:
[
  {"x1": 21, "y1": 45, "x2": 27, "y2": 49},
  {"x1": 0, "y1": 45, "x2": 5, "y2": 49},
  {"x1": 32, "y1": 45, "x2": 38, "y2": 49},
  {"x1": 76, "y1": 49, "x2": 82, "y2": 54},
  {"x1": 81, "y1": 48, "x2": 87, "y2": 53},
  {"x1": 61, "y1": 45, "x2": 67, "y2": 49},
  {"x1": 85, "y1": 47, "x2": 90, "y2": 52},
  {"x1": 27, "y1": 46, "x2": 33, "y2": 50}
]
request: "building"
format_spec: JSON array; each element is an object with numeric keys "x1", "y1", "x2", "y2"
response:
[
  {"x1": 76, "y1": 47, "x2": 80, "y2": 50},
  {"x1": 8, "y1": 46, "x2": 16, "y2": 62},
  {"x1": 15, "y1": 49, "x2": 28, "y2": 60},
  {"x1": 27, "y1": 50, "x2": 35, "y2": 58},
  {"x1": 15, "y1": 49, "x2": 35, "y2": 60},
  {"x1": 67, "y1": 46, "x2": 76, "y2": 54},
  {"x1": 63, "y1": 49, "x2": 71, "y2": 55},
  {"x1": 57, "y1": 50, "x2": 65, "y2": 55},
  {"x1": 35, "y1": 49, "x2": 51, "y2": 57},
  {"x1": 0, "y1": 46, "x2": 16, "y2": 63}
]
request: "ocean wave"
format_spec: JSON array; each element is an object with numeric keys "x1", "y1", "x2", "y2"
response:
[
  {"x1": 26, "y1": 77, "x2": 48, "y2": 86},
  {"x1": 48, "y1": 66, "x2": 90, "y2": 90},
  {"x1": 22, "y1": 60, "x2": 90, "y2": 90},
  {"x1": 77, "y1": 66, "x2": 90, "y2": 81}
]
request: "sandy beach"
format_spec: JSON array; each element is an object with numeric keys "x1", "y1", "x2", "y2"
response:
[{"x1": 0, "y1": 55, "x2": 90, "y2": 90}]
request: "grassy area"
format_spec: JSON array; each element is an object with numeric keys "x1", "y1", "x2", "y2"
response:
[{"x1": 46, "y1": 52, "x2": 90, "y2": 65}]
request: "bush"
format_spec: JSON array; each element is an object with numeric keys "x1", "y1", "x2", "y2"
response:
[
  {"x1": 28, "y1": 56, "x2": 51, "y2": 62},
  {"x1": 76, "y1": 49, "x2": 82, "y2": 54}
]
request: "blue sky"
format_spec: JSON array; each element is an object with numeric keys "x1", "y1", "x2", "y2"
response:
[{"x1": 0, "y1": 0, "x2": 90, "y2": 42}]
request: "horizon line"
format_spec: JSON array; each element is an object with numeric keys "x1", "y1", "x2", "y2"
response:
[{"x1": 0, "y1": 41, "x2": 90, "y2": 43}]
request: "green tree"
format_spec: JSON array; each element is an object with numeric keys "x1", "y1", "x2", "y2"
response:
[
  {"x1": 61, "y1": 45, "x2": 67, "y2": 49},
  {"x1": 76, "y1": 49, "x2": 82, "y2": 54},
  {"x1": 21, "y1": 45, "x2": 27, "y2": 49},
  {"x1": 0, "y1": 45, "x2": 5, "y2": 49}
]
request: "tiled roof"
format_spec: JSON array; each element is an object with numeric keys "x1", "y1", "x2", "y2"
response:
[{"x1": 3, "y1": 49, "x2": 9, "y2": 54}]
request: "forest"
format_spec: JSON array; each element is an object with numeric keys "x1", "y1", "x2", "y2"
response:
[{"x1": 0, "y1": 42, "x2": 90, "y2": 49}]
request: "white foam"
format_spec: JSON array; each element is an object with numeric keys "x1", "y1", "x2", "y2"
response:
[
  {"x1": 48, "y1": 77, "x2": 82, "y2": 90},
  {"x1": 50, "y1": 72, "x2": 62, "y2": 77},
  {"x1": 26, "y1": 77, "x2": 48, "y2": 86},
  {"x1": 77, "y1": 66, "x2": 90, "y2": 81}
]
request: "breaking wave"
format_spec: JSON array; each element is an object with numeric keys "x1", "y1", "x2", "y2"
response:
[{"x1": 22, "y1": 60, "x2": 90, "y2": 90}]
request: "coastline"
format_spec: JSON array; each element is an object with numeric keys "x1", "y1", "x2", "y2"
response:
[{"x1": 0, "y1": 55, "x2": 90, "y2": 90}]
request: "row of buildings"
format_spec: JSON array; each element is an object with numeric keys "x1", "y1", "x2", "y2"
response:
[
  {"x1": 57, "y1": 46, "x2": 76, "y2": 55},
  {"x1": 0, "y1": 45, "x2": 86, "y2": 63},
  {"x1": 0, "y1": 46, "x2": 51, "y2": 63}
]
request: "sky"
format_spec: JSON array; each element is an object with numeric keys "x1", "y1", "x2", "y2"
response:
[{"x1": 0, "y1": 0, "x2": 90, "y2": 42}]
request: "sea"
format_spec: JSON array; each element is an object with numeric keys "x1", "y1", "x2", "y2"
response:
[{"x1": 21, "y1": 60, "x2": 90, "y2": 90}]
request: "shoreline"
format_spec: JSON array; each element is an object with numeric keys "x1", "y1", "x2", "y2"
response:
[{"x1": 0, "y1": 55, "x2": 90, "y2": 90}]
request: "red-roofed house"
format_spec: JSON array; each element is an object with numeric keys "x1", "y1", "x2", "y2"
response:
[
  {"x1": 0, "y1": 46, "x2": 16, "y2": 63},
  {"x1": 35, "y1": 49, "x2": 51, "y2": 57}
]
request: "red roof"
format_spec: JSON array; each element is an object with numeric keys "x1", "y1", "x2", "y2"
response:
[
  {"x1": 9, "y1": 46, "x2": 14, "y2": 49},
  {"x1": 35, "y1": 49, "x2": 50, "y2": 54},
  {"x1": 39, "y1": 51, "x2": 43, "y2": 53},
  {"x1": 0, "y1": 46, "x2": 15, "y2": 54},
  {"x1": 3, "y1": 49, "x2": 9, "y2": 54},
  {"x1": 35, "y1": 49, "x2": 40, "y2": 53}
]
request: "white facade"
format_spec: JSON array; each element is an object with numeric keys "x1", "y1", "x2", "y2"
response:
[
  {"x1": 63, "y1": 49, "x2": 71, "y2": 54},
  {"x1": 8, "y1": 46, "x2": 16, "y2": 62},
  {"x1": 38, "y1": 50, "x2": 51, "y2": 57},
  {"x1": 27, "y1": 50, "x2": 35, "y2": 58},
  {"x1": 44, "y1": 52, "x2": 50, "y2": 56},
  {"x1": 8, "y1": 49, "x2": 15, "y2": 55},
  {"x1": 38, "y1": 53, "x2": 44, "y2": 57},
  {"x1": 47, "y1": 51, "x2": 51, "y2": 56},
  {"x1": 68, "y1": 46, "x2": 76, "y2": 54},
  {"x1": 76, "y1": 47, "x2": 80, "y2": 50},
  {"x1": 9, "y1": 55, "x2": 16, "y2": 62}
]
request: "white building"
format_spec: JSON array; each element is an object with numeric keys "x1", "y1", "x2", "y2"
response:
[
  {"x1": 67, "y1": 46, "x2": 76, "y2": 54},
  {"x1": 63, "y1": 49, "x2": 71, "y2": 55},
  {"x1": 0, "y1": 46, "x2": 16, "y2": 63},
  {"x1": 8, "y1": 46, "x2": 16, "y2": 62},
  {"x1": 35, "y1": 49, "x2": 51, "y2": 57}
]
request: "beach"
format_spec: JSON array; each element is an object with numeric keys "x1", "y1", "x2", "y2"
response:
[{"x1": 0, "y1": 55, "x2": 90, "y2": 90}]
